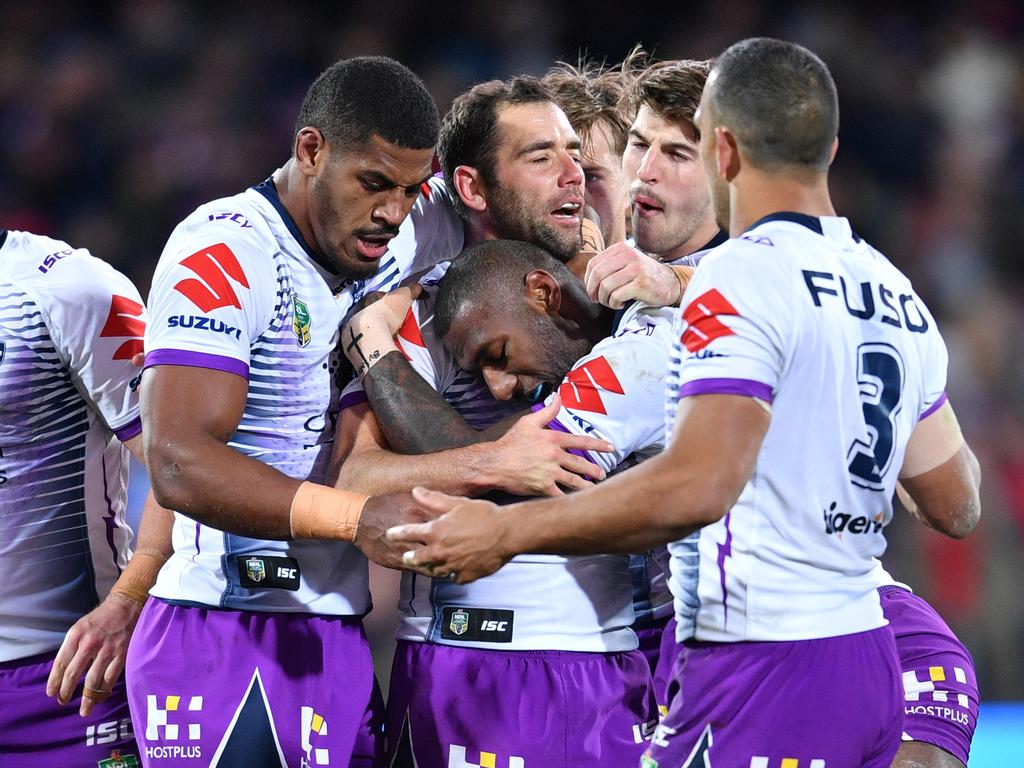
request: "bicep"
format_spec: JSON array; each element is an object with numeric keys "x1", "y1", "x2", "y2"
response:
[
  {"x1": 665, "y1": 394, "x2": 771, "y2": 521},
  {"x1": 141, "y1": 365, "x2": 248, "y2": 455}
]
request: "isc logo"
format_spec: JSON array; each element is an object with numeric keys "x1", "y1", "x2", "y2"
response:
[
  {"x1": 480, "y1": 620, "x2": 508, "y2": 632},
  {"x1": 86, "y1": 718, "x2": 134, "y2": 746},
  {"x1": 277, "y1": 567, "x2": 297, "y2": 579}
]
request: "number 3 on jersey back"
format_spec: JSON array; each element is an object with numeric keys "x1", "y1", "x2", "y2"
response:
[{"x1": 847, "y1": 342, "x2": 905, "y2": 491}]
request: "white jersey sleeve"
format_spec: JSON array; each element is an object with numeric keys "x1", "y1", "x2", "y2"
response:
[
  {"x1": 538, "y1": 302, "x2": 676, "y2": 475},
  {"x1": 42, "y1": 248, "x2": 147, "y2": 438},
  {"x1": 145, "y1": 223, "x2": 278, "y2": 377}
]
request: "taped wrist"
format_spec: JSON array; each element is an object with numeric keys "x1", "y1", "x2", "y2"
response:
[
  {"x1": 344, "y1": 319, "x2": 399, "y2": 378},
  {"x1": 110, "y1": 548, "x2": 168, "y2": 607},
  {"x1": 289, "y1": 481, "x2": 368, "y2": 542},
  {"x1": 670, "y1": 265, "x2": 695, "y2": 306}
]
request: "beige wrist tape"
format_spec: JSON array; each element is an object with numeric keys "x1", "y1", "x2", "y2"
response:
[
  {"x1": 671, "y1": 265, "x2": 695, "y2": 305},
  {"x1": 900, "y1": 400, "x2": 964, "y2": 479},
  {"x1": 289, "y1": 481, "x2": 368, "y2": 542},
  {"x1": 110, "y1": 548, "x2": 168, "y2": 607}
]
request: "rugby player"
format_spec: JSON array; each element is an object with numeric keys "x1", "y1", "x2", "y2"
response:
[
  {"x1": 1, "y1": 229, "x2": 172, "y2": 768},
  {"x1": 128, "y1": 57, "x2": 450, "y2": 767},
  {"x1": 389, "y1": 38, "x2": 981, "y2": 767}
]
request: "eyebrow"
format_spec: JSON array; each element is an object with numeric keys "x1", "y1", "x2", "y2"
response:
[
  {"x1": 517, "y1": 138, "x2": 581, "y2": 158},
  {"x1": 359, "y1": 169, "x2": 432, "y2": 191},
  {"x1": 628, "y1": 128, "x2": 696, "y2": 154}
]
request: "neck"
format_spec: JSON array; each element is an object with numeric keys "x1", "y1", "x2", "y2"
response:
[
  {"x1": 273, "y1": 161, "x2": 324, "y2": 259},
  {"x1": 656, "y1": 214, "x2": 721, "y2": 263},
  {"x1": 462, "y1": 214, "x2": 493, "y2": 249},
  {"x1": 728, "y1": 166, "x2": 835, "y2": 236},
  {"x1": 559, "y1": 282, "x2": 616, "y2": 344}
]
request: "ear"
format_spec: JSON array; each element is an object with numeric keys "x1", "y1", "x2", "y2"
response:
[
  {"x1": 715, "y1": 126, "x2": 741, "y2": 182},
  {"x1": 828, "y1": 136, "x2": 839, "y2": 166},
  {"x1": 452, "y1": 165, "x2": 488, "y2": 213},
  {"x1": 523, "y1": 270, "x2": 562, "y2": 314},
  {"x1": 294, "y1": 127, "x2": 328, "y2": 177}
]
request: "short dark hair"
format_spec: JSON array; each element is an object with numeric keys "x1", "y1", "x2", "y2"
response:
[
  {"x1": 543, "y1": 57, "x2": 632, "y2": 157},
  {"x1": 438, "y1": 77, "x2": 554, "y2": 218},
  {"x1": 708, "y1": 38, "x2": 838, "y2": 170},
  {"x1": 434, "y1": 239, "x2": 575, "y2": 341},
  {"x1": 625, "y1": 58, "x2": 712, "y2": 139},
  {"x1": 295, "y1": 56, "x2": 439, "y2": 153}
]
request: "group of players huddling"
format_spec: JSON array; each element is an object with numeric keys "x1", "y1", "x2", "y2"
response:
[{"x1": 0, "y1": 37, "x2": 982, "y2": 768}]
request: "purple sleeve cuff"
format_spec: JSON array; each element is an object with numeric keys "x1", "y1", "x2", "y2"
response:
[
  {"x1": 113, "y1": 416, "x2": 143, "y2": 442},
  {"x1": 339, "y1": 390, "x2": 368, "y2": 411},
  {"x1": 678, "y1": 377, "x2": 774, "y2": 402},
  {"x1": 546, "y1": 417, "x2": 600, "y2": 470},
  {"x1": 919, "y1": 391, "x2": 948, "y2": 421},
  {"x1": 144, "y1": 349, "x2": 249, "y2": 380}
]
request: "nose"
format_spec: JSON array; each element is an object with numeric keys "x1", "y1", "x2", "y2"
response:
[
  {"x1": 482, "y1": 367, "x2": 517, "y2": 401},
  {"x1": 560, "y1": 152, "x2": 584, "y2": 188},
  {"x1": 372, "y1": 191, "x2": 405, "y2": 227},
  {"x1": 637, "y1": 147, "x2": 659, "y2": 184}
]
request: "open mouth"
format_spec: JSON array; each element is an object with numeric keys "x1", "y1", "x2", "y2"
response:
[
  {"x1": 550, "y1": 200, "x2": 583, "y2": 225},
  {"x1": 633, "y1": 195, "x2": 664, "y2": 217},
  {"x1": 354, "y1": 234, "x2": 394, "y2": 260}
]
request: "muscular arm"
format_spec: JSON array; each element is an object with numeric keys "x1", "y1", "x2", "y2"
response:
[
  {"x1": 332, "y1": 399, "x2": 608, "y2": 497},
  {"x1": 898, "y1": 401, "x2": 981, "y2": 539},
  {"x1": 362, "y1": 351, "x2": 524, "y2": 452},
  {"x1": 389, "y1": 394, "x2": 770, "y2": 582},
  {"x1": 142, "y1": 364, "x2": 301, "y2": 539}
]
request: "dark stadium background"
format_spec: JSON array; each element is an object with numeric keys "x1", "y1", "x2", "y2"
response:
[{"x1": 2, "y1": 1, "x2": 1021, "y2": 761}]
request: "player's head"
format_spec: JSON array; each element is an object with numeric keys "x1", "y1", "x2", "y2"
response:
[
  {"x1": 543, "y1": 57, "x2": 632, "y2": 246},
  {"x1": 438, "y1": 77, "x2": 585, "y2": 262},
  {"x1": 621, "y1": 58, "x2": 715, "y2": 260},
  {"x1": 293, "y1": 56, "x2": 439, "y2": 278},
  {"x1": 435, "y1": 239, "x2": 594, "y2": 403},
  {"x1": 696, "y1": 38, "x2": 839, "y2": 229}
]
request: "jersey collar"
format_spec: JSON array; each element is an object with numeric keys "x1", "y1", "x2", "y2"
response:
[
  {"x1": 0, "y1": 230, "x2": 7, "y2": 250},
  {"x1": 748, "y1": 211, "x2": 824, "y2": 235},
  {"x1": 252, "y1": 177, "x2": 340, "y2": 275}
]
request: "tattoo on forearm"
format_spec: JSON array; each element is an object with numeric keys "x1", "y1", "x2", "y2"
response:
[{"x1": 363, "y1": 352, "x2": 482, "y2": 454}]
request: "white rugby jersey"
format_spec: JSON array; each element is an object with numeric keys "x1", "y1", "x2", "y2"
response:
[
  {"x1": 0, "y1": 230, "x2": 145, "y2": 661},
  {"x1": 145, "y1": 174, "x2": 461, "y2": 615},
  {"x1": 342, "y1": 288, "x2": 677, "y2": 650},
  {"x1": 665, "y1": 213, "x2": 947, "y2": 642}
]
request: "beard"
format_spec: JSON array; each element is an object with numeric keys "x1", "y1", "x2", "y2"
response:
[
  {"x1": 511, "y1": 310, "x2": 593, "y2": 402},
  {"x1": 310, "y1": 175, "x2": 382, "y2": 280},
  {"x1": 488, "y1": 183, "x2": 582, "y2": 262}
]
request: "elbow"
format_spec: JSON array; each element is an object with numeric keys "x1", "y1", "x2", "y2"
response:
[
  {"x1": 144, "y1": 439, "x2": 194, "y2": 511},
  {"x1": 945, "y1": 495, "x2": 981, "y2": 539}
]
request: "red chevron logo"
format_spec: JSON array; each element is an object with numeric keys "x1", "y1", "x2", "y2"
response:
[
  {"x1": 100, "y1": 294, "x2": 146, "y2": 360},
  {"x1": 173, "y1": 243, "x2": 250, "y2": 312},
  {"x1": 681, "y1": 289, "x2": 740, "y2": 352},
  {"x1": 559, "y1": 355, "x2": 624, "y2": 415}
]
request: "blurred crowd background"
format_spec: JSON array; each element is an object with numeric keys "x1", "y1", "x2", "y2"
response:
[{"x1": 2, "y1": 1, "x2": 1022, "y2": 699}]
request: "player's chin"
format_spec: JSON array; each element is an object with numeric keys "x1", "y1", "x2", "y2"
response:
[{"x1": 335, "y1": 245, "x2": 383, "y2": 280}]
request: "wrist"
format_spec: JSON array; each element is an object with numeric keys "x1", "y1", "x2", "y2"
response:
[
  {"x1": 290, "y1": 481, "x2": 368, "y2": 542},
  {"x1": 109, "y1": 548, "x2": 168, "y2": 607},
  {"x1": 344, "y1": 319, "x2": 399, "y2": 378},
  {"x1": 464, "y1": 443, "x2": 503, "y2": 494}
]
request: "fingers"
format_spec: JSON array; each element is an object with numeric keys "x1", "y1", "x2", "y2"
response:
[
  {"x1": 386, "y1": 521, "x2": 433, "y2": 546},
  {"x1": 525, "y1": 392, "x2": 561, "y2": 423},
  {"x1": 46, "y1": 636, "x2": 77, "y2": 699},
  {"x1": 411, "y1": 486, "x2": 465, "y2": 514},
  {"x1": 554, "y1": 469, "x2": 594, "y2": 492},
  {"x1": 80, "y1": 653, "x2": 117, "y2": 717},
  {"x1": 551, "y1": 431, "x2": 614, "y2": 455},
  {"x1": 557, "y1": 451, "x2": 606, "y2": 480}
]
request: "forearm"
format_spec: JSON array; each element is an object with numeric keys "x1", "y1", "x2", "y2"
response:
[
  {"x1": 363, "y1": 352, "x2": 484, "y2": 452},
  {"x1": 503, "y1": 448, "x2": 723, "y2": 556},
  {"x1": 147, "y1": 435, "x2": 302, "y2": 539},
  {"x1": 337, "y1": 443, "x2": 499, "y2": 496}
]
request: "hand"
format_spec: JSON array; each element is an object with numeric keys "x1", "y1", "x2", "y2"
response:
[
  {"x1": 386, "y1": 487, "x2": 515, "y2": 583},
  {"x1": 354, "y1": 491, "x2": 445, "y2": 570},
  {"x1": 584, "y1": 242, "x2": 684, "y2": 309},
  {"x1": 45, "y1": 593, "x2": 143, "y2": 716},
  {"x1": 486, "y1": 394, "x2": 613, "y2": 496},
  {"x1": 342, "y1": 285, "x2": 422, "y2": 375}
]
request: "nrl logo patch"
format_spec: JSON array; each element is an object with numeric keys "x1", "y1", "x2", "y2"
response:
[
  {"x1": 244, "y1": 557, "x2": 266, "y2": 583},
  {"x1": 98, "y1": 750, "x2": 140, "y2": 768},
  {"x1": 449, "y1": 608, "x2": 469, "y2": 636},
  {"x1": 292, "y1": 294, "x2": 311, "y2": 347}
]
